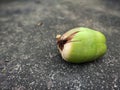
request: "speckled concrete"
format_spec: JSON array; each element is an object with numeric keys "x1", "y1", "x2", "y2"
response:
[{"x1": 0, "y1": 0, "x2": 120, "y2": 90}]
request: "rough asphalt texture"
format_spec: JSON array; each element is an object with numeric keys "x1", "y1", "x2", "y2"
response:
[{"x1": 0, "y1": 0, "x2": 120, "y2": 90}]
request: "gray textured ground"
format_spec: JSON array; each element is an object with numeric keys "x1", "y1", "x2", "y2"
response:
[{"x1": 0, "y1": 0, "x2": 120, "y2": 90}]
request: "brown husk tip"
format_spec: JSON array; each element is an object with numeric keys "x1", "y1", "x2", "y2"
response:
[{"x1": 56, "y1": 31, "x2": 79, "y2": 51}]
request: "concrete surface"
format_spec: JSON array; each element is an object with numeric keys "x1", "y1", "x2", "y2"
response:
[{"x1": 0, "y1": 0, "x2": 120, "y2": 90}]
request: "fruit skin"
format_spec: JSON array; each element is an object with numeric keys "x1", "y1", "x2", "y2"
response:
[{"x1": 56, "y1": 27, "x2": 107, "y2": 63}]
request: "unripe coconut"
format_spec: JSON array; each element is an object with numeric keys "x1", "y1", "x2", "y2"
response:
[{"x1": 56, "y1": 27, "x2": 107, "y2": 63}]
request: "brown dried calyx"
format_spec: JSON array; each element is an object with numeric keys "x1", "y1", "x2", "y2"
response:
[{"x1": 56, "y1": 31, "x2": 79, "y2": 51}]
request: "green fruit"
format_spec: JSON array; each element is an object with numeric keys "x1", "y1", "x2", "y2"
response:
[{"x1": 56, "y1": 27, "x2": 107, "y2": 63}]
